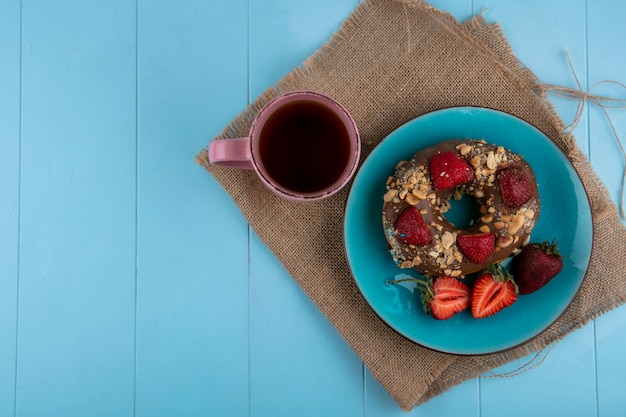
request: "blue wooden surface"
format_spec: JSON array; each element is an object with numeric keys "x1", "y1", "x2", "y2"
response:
[{"x1": 1, "y1": 0, "x2": 625, "y2": 416}]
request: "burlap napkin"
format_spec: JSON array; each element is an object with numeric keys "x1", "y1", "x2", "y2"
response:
[{"x1": 197, "y1": 0, "x2": 626, "y2": 410}]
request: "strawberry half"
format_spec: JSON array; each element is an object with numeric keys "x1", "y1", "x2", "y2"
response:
[
  {"x1": 456, "y1": 233, "x2": 495, "y2": 265},
  {"x1": 429, "y1": 151, "x2": 474, "y2": 191},
  {"x1": 496, "y1": 166, "x2": 533, "y2": 209},
  {"x1": 428, "y1": 276, "x2": 471, "y2": 320},
  {"x1": 395, "y1": 206, "x2": 432, "y2": 245},
  {"x1": 387, "y1": 276, "x2": 470, "y2": 320},
  {"x1": 511, "y1": 239, "x2": 563, "y2": 294},
  {"x1": 471, "y1": 264, "x2": 518, "y2": 319}
]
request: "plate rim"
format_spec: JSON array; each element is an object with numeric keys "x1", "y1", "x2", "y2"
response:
[{"x1": 343, "y1": 106, "x2": 595, "y2": 355}]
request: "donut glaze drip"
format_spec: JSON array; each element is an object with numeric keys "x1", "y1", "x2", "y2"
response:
[{"x1": 382, "y1": 139, "x2": 540, "y2": 277}]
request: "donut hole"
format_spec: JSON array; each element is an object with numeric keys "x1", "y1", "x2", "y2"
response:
[{"x1": 445, "y1": 193, "x2": 482, "y2": 229}]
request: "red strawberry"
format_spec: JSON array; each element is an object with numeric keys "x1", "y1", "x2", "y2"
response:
[
  {"x1": 429, "y1": 151, "x2": 474, "y2": 191},
  {"x1": 511, "y1": 239, "x2": 563, "y2": 294},
  {"x1": 496, "y1": 166, "x2": 532, "y2": 208},
  {"x1": 456, "y1": 233, "x2": 495, "y2": 265},
  {"x1": 471, "y1": 264, "x2": 518, "y2": 319},
  {"x1": 428, "y1": 276, "x2": 471, "y2": 320},
  {"x1": 387, "y1": 276, "x2": 470, "y2": 320},
  {"x1": 395, "y1": 206, "x2": 432, "y2": 245}
]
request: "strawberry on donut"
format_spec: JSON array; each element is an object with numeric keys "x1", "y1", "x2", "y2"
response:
[{"x1": 382, "y1": 139, "x2": 540, "y2": 277}]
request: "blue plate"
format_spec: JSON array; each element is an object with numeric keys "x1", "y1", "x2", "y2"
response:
[{"x1": 344, "y1": 107, "x2": 593, "y2": 355}]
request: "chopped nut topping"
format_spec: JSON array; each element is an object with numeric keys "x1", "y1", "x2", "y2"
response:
[
  {"x1": 496, "y1": 235, "x2": 514, "y2": 248},
  {"x1": 458, "y1": 144, "x2": 473, "y2": 156},
  {"x1": 405, "y1": 194, "x2": 419, "y2": 205},
  {"x1": 412, "y1": 189, "x2": 427, "y2": 200},
  {"x1": 507, "y1": 215, "x2": 524, "y2": 235},
  {"x1": 441, "y1": 231, "x2": 455, "y2": 249},
  {"x1": 383, "y1": 189, "x2": 397, "y2": 202},
  {"x1": 486, "y1": 151, "x2": 497, "y2": 170}
]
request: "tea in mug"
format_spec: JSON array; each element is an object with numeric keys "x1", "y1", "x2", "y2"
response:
[{"x1": 258, "y1": 100, "x2": 351, "y2": 194}]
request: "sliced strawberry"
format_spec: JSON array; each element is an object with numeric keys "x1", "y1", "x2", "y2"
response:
[
  {"x1": 471, "y1": 264, "x2": 518, "y2": 319},
  {"x1": 395, "y1": 206, "x2": 432, "y2": 245},
  {"x1": 387, "y1": 275, "x2": 470, "y2": 320},
  {"x1": 429, "y1": 151, "x2": 474, "y2": 191},
  {"x1": 428, "y1": 276, "x2": 471, "y2": 320},
  {"x1": 456, "y1": 233, "x2": 495, "y2": 265},
  {"x1": 512, "y1": 239, "x2": 563, "y2": 294},
  {"x1": 496, "y1": 166, "x2": 533, "y2": 209}
]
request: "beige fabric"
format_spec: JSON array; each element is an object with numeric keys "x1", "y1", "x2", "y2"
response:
[{"x1": 196, "y1": 0, "x2": 626, "y2": 410}]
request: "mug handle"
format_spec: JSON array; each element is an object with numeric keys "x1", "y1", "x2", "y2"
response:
[{"x1": 208, "y1": 137, "x2": 254, "y2": 170}]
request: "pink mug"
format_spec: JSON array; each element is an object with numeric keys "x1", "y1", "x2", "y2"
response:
[{"x1": 209, "y1": 91, "x2": 360, "y2": 201}]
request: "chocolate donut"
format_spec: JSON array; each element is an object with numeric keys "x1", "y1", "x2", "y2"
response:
[{"x1": 382, "y1": 139, "x2": 540, "y2": 277}]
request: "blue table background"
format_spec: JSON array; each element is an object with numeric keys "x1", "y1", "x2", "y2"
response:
[{"x1": 1, "y1": 0, "x2": 625, "y2": 416}]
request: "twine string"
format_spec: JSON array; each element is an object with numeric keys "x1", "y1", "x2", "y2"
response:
[
  {"x1": 481, "y1": 339, "x2": 561, "y2": 379},
  {"x1": 541, "y1": 52, "x2": 626, "y2": 219}
]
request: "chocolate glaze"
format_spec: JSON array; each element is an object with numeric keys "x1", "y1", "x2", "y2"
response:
[{"x1": 382, "y1": 139, "x2": 540, "y2": 277}]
